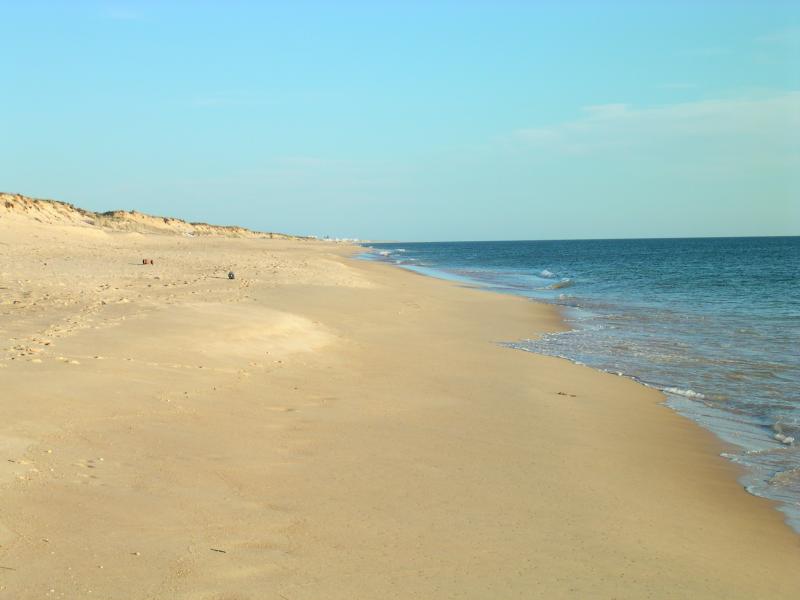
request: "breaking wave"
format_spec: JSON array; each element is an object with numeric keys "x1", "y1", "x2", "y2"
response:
[
  {"x1": 546, "y1": 278, "x2": 574, "y2": 290},
  {"x1": 662, "y1": 387, "x2": 706, "y2": 400}
]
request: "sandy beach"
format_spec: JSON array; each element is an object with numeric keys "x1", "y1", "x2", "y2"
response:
[{"x1": 1, "y1": 195, "x2": 798, "y2": 599}]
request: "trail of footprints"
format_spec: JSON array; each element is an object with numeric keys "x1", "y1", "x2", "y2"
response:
[{"x1": 72, "y1": 458, "x2": 103, "y2": 485}]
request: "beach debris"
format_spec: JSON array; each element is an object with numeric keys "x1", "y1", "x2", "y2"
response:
[
  {"x1": 210, "y1": 548, "x2": 227, "y2": 553},
  {"x1": 142, "y1": 259, "x2": 154, "y2": 265},
  {"x1": 227, "y1": 271, "x2": 235, "y2": 280},
  {"x1": 556, "y1": 391, "x2": 577, "y2": 397}
]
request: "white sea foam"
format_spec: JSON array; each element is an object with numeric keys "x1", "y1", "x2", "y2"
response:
[
  {"x1": 773, "y1": 421, "x2": 797, "y2": 445},
  {"x1": 547, "y1": 278, "x2": 573, "y2": 290},
  {"x1": 662, "y1": 387, "x2": 706, "y2": 399},
  {"x1": 540, "y1": 269, "x2": 556, "y2": 278},
  {"x1": 768, "y1": 467, "x2": 800, "y2": 486},
  {"x1": 378, "y1": 250, "x2": 392, "y2": 256}
]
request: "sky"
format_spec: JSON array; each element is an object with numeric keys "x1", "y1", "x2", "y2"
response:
[{"x1": 2, "y1": 1, "x2": 799, "y2": 241}]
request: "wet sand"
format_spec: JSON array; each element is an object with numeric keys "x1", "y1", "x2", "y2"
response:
[{"x1": 1, "y1": 207, "x2": 799, "y2": 598}]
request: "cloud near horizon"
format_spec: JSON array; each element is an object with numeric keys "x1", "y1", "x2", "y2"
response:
[
  {"x1": 515, "y1": 92, "x2": 800, "y2": 169},
  {"x1": 756, "y1": 26, "x2": 800, "y2": 48}
]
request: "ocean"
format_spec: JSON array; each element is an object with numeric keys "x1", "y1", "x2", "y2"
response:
[{"x1": 361, "y1": 237, "x2": 800, "y2": 531}]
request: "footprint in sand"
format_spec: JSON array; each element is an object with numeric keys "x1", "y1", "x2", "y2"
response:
[
  {"x1": 56, "y1": 357, "x2": 80, "y2": 364},
  {"x1": 72, "y1": 458, "x2": 105, "y2": 484}
]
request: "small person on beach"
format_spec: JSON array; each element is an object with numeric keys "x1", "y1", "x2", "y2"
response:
[{"x1": 228, "y1": 271, "x2": 235, "y2": 280}]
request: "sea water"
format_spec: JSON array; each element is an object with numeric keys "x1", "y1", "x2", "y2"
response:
[{"x1": 361, "y1": 238, "x2": 800, "y2": 531}]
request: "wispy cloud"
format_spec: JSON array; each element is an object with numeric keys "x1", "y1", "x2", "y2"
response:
[
  {"x1": 102, "y1": 5, "x2": 142, "y2": 21},
  {"x1": 677, "y1": 46, "x2": 728, "y2": 58},
  {"x1": 756, "y1": 26, "x2": 800, "y2": 48},
  {"x1": 169, "y1": 155, "x2": 407, "y2": 198},
  {"x1": 514, "y1": 92, "x2": 800, "y2": 165},
  {"x1": 191, "y1": 91, "x2": 263, "y2": 108},
  {"x1": 190, "y1": 89, "x2": 342, "y2": 108},
  {"x1": 657, "y1": 82, "x2": 697, "y2": 91},
  {"x1": 236, "y1": 156, "x2": 405, "y2": 192}
]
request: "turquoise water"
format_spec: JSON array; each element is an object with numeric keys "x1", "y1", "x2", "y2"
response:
[{"x1": 362, "y1": 237, "x2": 800, "y2": 531}]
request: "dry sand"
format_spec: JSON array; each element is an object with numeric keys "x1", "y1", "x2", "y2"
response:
[{"x1": 1, "y1": 197, "x2": 799, "y2": 598}]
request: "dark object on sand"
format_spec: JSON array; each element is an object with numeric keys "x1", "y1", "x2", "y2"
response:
[
  {"x1": 228, "y1": 271, "x2": 235, "y2": 280},
  {"x1": 142, "y1": 259, "x2": 148, "y2": 265}
]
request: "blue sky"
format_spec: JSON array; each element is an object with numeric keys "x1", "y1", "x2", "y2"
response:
[{"x1": 2, "y1": 1, "x2": 798, "y2": 240}]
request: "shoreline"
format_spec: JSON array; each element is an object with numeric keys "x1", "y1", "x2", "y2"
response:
[
  {"x1": 1, "y1": 220, "x2": 799, "y2": 597},
  {"x1": 360, "y1": 243, "x2": 800, "y2": 535}
]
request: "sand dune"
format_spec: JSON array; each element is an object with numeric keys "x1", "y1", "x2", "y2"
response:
[{"x1": 0, "y1": 192, "x2": 302, "y2": 239}]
